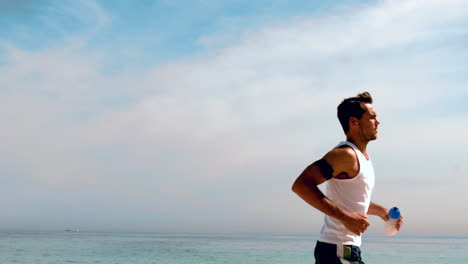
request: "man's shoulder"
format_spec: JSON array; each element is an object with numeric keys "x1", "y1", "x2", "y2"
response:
[
  {"x1": 326, "y1": 145, "x2": 356, "y2": 160},
  {"x1": 323, "y1": 146, "x2": 358, "y2": 174}
]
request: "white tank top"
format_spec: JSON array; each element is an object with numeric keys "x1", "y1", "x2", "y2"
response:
[{"x1": 319, "y1": 141, "x2": 375, "y2": 247}]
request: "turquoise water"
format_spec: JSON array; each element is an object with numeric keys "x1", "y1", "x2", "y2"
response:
[{"x1": 0, "y1": 230, "x2": 467, "y2": 263}]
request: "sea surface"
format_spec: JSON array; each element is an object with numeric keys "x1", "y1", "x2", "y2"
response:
[{"x1": 0, "y1": 229, "x2": 467, "y2": 264}]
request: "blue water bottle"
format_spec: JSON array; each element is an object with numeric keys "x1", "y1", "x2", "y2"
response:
[{"x1": 385, "y1": 207, "x2": 401, "y2": 236}]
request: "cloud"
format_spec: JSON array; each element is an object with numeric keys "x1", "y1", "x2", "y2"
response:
[{"x1": 0, "y1": 0, "x2": 467, "y2": 232}]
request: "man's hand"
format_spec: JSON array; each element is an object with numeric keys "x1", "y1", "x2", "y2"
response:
[
  {"x1": 368, "y1": 202, "x2": 404, "y2": 231},
  {"x1": 381, "y1": 208, "x2": 404, "y2": 231},
  {"x1": 394, "y1": 215, "x2": 404, "y2": 231},
  {"x1": 340, "y1": 211, "x2": 370, "y2": 235}
]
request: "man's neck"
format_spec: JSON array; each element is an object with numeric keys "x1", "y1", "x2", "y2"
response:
[{"x1": 346, "y1": 136, "x2": 369, "y2": 156}]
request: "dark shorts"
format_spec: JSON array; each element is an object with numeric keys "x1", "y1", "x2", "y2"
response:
[{"x1": 314, "y1": 241, "x2": 365, "y2": 264}]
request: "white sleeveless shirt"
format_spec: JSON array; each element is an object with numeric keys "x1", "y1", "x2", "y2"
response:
[{"x1": 319, "y1": 141, "x2": 375, "y2": 247}]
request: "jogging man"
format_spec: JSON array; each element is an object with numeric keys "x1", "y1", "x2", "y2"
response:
[{"x1": 292, "y1": 92, "x2": 403, "y2": 264}]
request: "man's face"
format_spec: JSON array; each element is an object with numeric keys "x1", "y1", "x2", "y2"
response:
[{"x1": 359, "y1": 103, "x2": 380, "y2": 141}]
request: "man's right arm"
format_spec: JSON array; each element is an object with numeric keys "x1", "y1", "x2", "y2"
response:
[{"x1": 291, "y1": 149, "x2": 370, "y2": 235}]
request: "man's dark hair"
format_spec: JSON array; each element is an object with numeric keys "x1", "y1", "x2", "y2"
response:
[{"x1": 337, "y1": 92, "x2": 373, "y2": 133}]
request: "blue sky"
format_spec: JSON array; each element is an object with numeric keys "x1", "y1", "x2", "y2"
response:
[{"x1": 1, "y1": 0, "x2": 468, "y2": 234}]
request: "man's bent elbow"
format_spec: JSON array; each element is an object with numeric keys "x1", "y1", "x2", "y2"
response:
[
  {"x1": 291, "y1": 183, "x2": 298, "y2": 194},
  {"x1": 291, "y1": 179, "x2": 304, "y2": 194}
]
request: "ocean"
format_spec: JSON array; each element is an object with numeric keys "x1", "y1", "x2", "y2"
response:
[{"x1": 0, "y1": 230, "x2": 466, "y2": 264}]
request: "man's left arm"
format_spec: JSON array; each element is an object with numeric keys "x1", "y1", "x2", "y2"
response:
[{"x1": 367, "y1": 202, "x2": 404, "y2": 231}]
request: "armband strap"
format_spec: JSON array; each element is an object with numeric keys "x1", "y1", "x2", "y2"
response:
[{"x1": 313, "y1": 158, "x2": 334, "y2": 180}]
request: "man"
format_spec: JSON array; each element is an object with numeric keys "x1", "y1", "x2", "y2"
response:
[{"x1": 291, "y1": 92, "x2": 403, "y2": 264}]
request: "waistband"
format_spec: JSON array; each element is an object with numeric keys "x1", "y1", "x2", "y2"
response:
[{"x1": 317, "y1": 241, "x2": 362, "y2": 261}]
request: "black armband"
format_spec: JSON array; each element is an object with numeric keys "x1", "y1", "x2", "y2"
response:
[{"x1": 313, "y1": 158, "x2": 334, "y2": 180}]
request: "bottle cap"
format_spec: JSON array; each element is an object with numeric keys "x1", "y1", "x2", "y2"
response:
[{"x1": 388, "y1": 207, "x2": 401, "y2": 219}]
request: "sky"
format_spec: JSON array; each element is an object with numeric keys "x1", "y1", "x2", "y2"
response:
[{"x1": 0, "y1": 0, "x2": 467, "y2": 234}]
